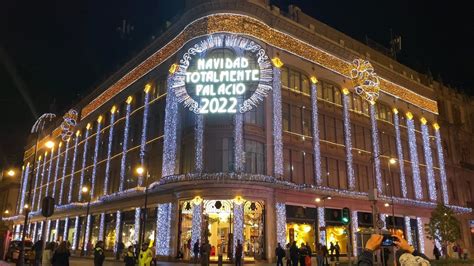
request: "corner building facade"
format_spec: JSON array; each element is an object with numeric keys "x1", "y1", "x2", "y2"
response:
[{"x1": 6, "y1": 0, "x2": 473, "y2": 260}]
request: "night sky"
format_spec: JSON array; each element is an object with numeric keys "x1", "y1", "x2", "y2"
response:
[{"x1": 0, "y1": 0, "x2": 473, "y2": 169}]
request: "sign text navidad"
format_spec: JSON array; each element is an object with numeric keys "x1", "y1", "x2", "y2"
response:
[{"x1": 185, "y1": 57, "x2": 259, "y2": 114}]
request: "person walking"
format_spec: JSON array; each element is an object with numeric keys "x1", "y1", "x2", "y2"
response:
[
  {"x1": 51, "y1": 241, "x2": 70, "y2": 266},
  {"x1": 329, "y1": 242, "x2": 334, "y2": 262},
  {"x1": 200, "y1": 240, "x2": 211, "y2": 266},
  {"x1": 316, "y1": 244, "x2": 324, "y2": 266},
  {"x1": 299, "y1": 243, "x2": 307, "y2": 266},
  {"x1": 193, "y1": 240, "x2": 200, "y2": 264},
  {"x1": 42, "y1": 242, "x2": 54, "y2": 266},
  {"x1": 138, "y1": 242, "x2": 153, "y2": 266},
  {"x1": 290, "y1": 241, "x2": 299, "y2": 266},
  {"x1": 334, "y1": 242, "x2": 340, "y2": 262},
  {"x1": 433, "y1": 245, "x2": 441, "y2": 260},
  {"x1": 124, "y1": 246, "x2": 136, "y2": 266},
  {"x1": 32, "y1": 239, "x2": 43, "y2": 266},
  {"x1": 275, "y1": 242, "x2": 285, "y2": 266},
  {"x1": 285, "y1": 243, "x2": 291, "y2": 266},
  {"x1": 94, "y1": 241, "x2": 105, "y2": 266},
  {"x1": 117, "y1": 241, "x2": 125, "y2": 260},
  {"x1": 235, "y1": 239, "x2": 243, "y2": 266}
]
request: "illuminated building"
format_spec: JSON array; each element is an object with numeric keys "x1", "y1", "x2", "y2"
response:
[{"x1": 4, "y1": 0, "x2": 474, "y2": 260}]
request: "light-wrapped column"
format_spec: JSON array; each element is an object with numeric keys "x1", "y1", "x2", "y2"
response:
[
  {"x1": 379, "y1": 213, "x2": 387, "y2": 229},
  {"x1": 54, "y1": 219, "x2": 59, "y2": 241},
  {"x1": 103, "y1": 108, "x2": 116, "y2": 195},
  {"x1": 32, "y1": 223, "x2": 37, "y2": 242},
  {"x1": 416, "y1": 217, "x2": 425, "y2": 253},
  {"x1": 139, "y1": 88, "x2": 151, "y2": 186},
  {"x1": 351, "y1": 211, "x2": 358, "y2": 256},
  {"x1": 36, "y1": 153, "x2": 48, "y2": 210},
  {"x1": 404, "y1": 216, "x2": 413, "y2": 245},
  {"x1": 90, "y1": 118, "x2": 102, "y2": 198},
  {"x1": 45, "y1": 148, "x2": 55, "y2": 196},
  {"x1": 233, "y1": 202, "x2": 244, "y2": 257},
  {"x1": 78, "y1": 125, "x2": 91, "y2": 201},
  {"x1": 19, "y1": 163, "x2": 30, "y2": 214},
  {"x1": 406, "y1": 113, "x2": 422, "y2": 200},
  {"x1": 114, "y1": 211, "x2": 122, "y2": 253},
  {"x1": 72, "y1": 216, "x2": 79, "y2": 250},
  {"x1": 434, "y1": 124, "x2": 449, "y2": 204},
  {"x1": 162, "y1": 76, "x2": 178, "y2": 177},
  {"x1": 393, "y1": 110, "x2": 408, "y2": 198},
  {"x1": 191, "y1": 201, "x2": 202, "y2": 255},
  {"x1": 68, "y1": 133, "x2": 81, "y2": 203},
  {"x1": 38, "y1": 221, "x2": 44, "y2": 241},
  {"x1": 134, "y1": 208, "x2": 141, "y2": 244},
  {"x1": 46, "y1": 220, "x2": 51, "y2": 241},
  {"x1": 276, "y1": 202, "x2": 286, "y2": 246},
  {"x1": 421, "y1": 120, "x2": 436, "y2": 201},
  {"x1": 370, "y1": 104, "x2": 383, "y2": 194},
  {"x1": 343, "y1": 90, "x2": 355, "y2": 189},
  {"x1": 234, "y1": 112, "x2": 244, "y2": 172},
  {"x1": 156, "y1": 203, "x2": 173, "y2": 256},
  {"x1": 59, "y1": 140, "x2": 71, "y2": 205},
  {"x1": 311, "y1": 82, "x2": 322, "y2": 185},
  {"x1": 51, "y1": 143, "x2": 62, "y2": 200},
  {"x1": 63, "y1": 217, "x2": 69, "y2": 241},
  {"x1": 273, "y1": 67, "x2": 283, "y2": 176},
  {"x1": 318, "y1": 207, "x2": 326, "y2": 244},
  {"x1": 17, "y1": 166, "x2": 25, "y2": 214},
  {"x1": 31, "y1": 157, "x2": 42, "y2": 211},
  {"x1": 119, "y1": 99, "x2": 132, "y2": 191},
  {"x1": 99, "y1": 213, "x2": 105, "y2": 241},
  {"x1": 194, "y1": 114, "x2": 204, "y2": 172},
  {"x1": 84, "y1": 214, "x2": 91, "y2": 250}
]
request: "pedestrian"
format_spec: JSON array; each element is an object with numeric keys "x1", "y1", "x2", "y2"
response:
[
  {"x1": 275, "y1": 242, "x2": 285, "y2": 266},
  {"x1": 94, "y1": 241, "x2": 105, "y2": 266},
  {"x1": 306, "y1": 243, "x2": 312, "y2": 258},
  {"x1": 334, "y1": 242, "x2": 340, "y2": 262},
  {"x1": 322, "y1": 244, "x2": 328, "y2": 265},
  {"x1": 42, "y1": 242, "x2": 54, "y2": 266},
  {"x1": 299, "y1": 243, "x2": 307, "y2": 266},
  {"x1": 329, "y1": 242, "x2": 334, "y2": 261},
  {"x1": 117, "y1": 241, "x2": 125, "y2": 260},
  {"x1": 193, "y1": 239, "x2": 200, "y2": 264},
  {"x1": 433, "y1": 245, "x2": 441, "y2": 260},
  {"x1": 151, "y1": 245, "x2": 157, "y2": 266},
  {"x1": 290, "y1": 241, "x2": 299, "y2": 266},
  {"x1": 87, "y1": 241, "x2": 94, "y2": 256},
  {"x1": 139, "y1": 243, "x2": 153, "y2": 266},
  {"x1": 51, "y1": 241, "x2": 70, "y2": 266},
  {"x1": 124, "y1": 246, "x2": 136, "y2": 266},
  {"x1": 316, "y1": 244, "x2": 324, "y2": 266},
  {"x1": 200, "y1": 240, "x2": 211, "y2": 266},
  {"x1": 285, "y1": 243, "x2": 291, "y2": 266},
  {"x1": 235, "y1": 239, "x2": 243, "y2": 266},
  {"x1": 32, "y1": 239, "x2": 43, "y2": 266}
]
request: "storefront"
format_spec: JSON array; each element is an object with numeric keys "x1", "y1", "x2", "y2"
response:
[
  {"x1": 285, "y1": 205, "x2": 317, "y2": 252},
  {"x1": 325, "y1": 208, "x2": 349, "y2": 255}
]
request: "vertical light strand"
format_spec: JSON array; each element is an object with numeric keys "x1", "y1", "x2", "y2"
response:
[
  {"x1": 156, "y1": 203, "x2": 172, "y2": 256},
  {"x1": 17, "y1": 166, "x2": 26, "y2": 214},
  {"x1": 416, "y1": 217, "x2": 425, "y2": 253},
  {"x1": 194, "y1": 114, "x2": 204, "y2": 172},
  {"x1": 78, "y1": 126, "x2": 91, "y2": 202},
  {"x1": 51, "y1": 143, "x2": 62, "y2": 201},
  {"x1": 32, "y1": 223, "x2": 37, "y2": 242},
  {"x1": 276, "y1": 202, "x2": 286, "y2": 246},
  {"x1": 421, "y1": 121, "x2": 436, "y2": 201},
  {"x1": 36, "y1": 153, "x2": 48, "y2": 210},
  {"x1": 310, "y1": 82, "x2": 322, "y2": 185},
  {"x1": 68, "y1": 134, "x2": 81, "y2": 203},
  {"x1": 45, "y1": 148, "x2": 55, "y2": 196},
  {"x1": 406, "y1": 114, "x2": 422, "y2": 200},
  {"x1": 72, "y1": 216, "x2": 79, "y2": 250},
  {"x1": 138, "y1": 90, "x2": 150, "y2": 186},
  {"x1": 351, "y1": 210, "x2": 358, "y2": 256},
  {"x1": 63, "y1": 217, "x2": 69, "y2": 241},
  {"x1": 318, "y1": 207, "x2": 326, "y2": 244},
  {"x1": 342, "y1": 90, "x2": 355, "y2": 189},
  {"x1": 103, "y1": 109, "x2": 116, "y2": 195},
  {"x1": 84, "y1": 214, "x2": 91, "y2": 250},
  {"x1": 119, "y1": 100, "x2": 132, "y2": 191},
  {"x1": 59, "y1": 140, "x2": 70, "y2": 205},
  {"x1": 134, "y1": 208, "x2": 140, "y2": 244},
  {"x1": 434, "y1": 229, "x2": 443, "y2": 256},
  {"x1": 379, "y1": 213, "x2": 387, "y2": 230},
  {"x1": 27, "y1": 223, "x2": 31, "y2": 239},
  {"x1": 31, "y1": 157, "x2": 42, "y2": 211},
  {"x1": 191, "y1": 202, "x2": 202, "y2": 254},
  {"x1": 38, "y1": 221, "x2": 43, "y2": 241},
  {"x1": 370, "y1": 104, "x2": 383, "y2": 194},
  {"x1": 393, "y1": 111, "x2": 408, "y2": 198},
  {"x1": 404, "y1": 216, "x2": 413, "y2": 245},
  {"x1": 234, "y1": 112, "x2": 244, "y2": 172},
  {"x1": 54, "y1": 219, "x2": 59, "y2": 241},
  {"x1": 19, "y1": 164, "x2": 30, "y2": 214},
  {"x1": 162, "y1": 76, "x2": 178, "y2": 177},
  {"x1": 434, "y1": 125, "x2": 449, "y2": 204},
  {"x1": 114, "y1": 211, "x2": 122, "y2": 253},
  {"x1": 233, "y1": 202, "x2": 244, "y2": 257},
  {"x1": 98, "y1": 213, "x2": 105, "y2": 241},
  {"x1": 273, "y1": 67, "x2": 283, "y2": 176},
  {"x1": 90, "y1": 119, "x2": 102, "y2": 198},
  {"x1": 46, "y1": 220, "x2": 51, "y2": 241}
]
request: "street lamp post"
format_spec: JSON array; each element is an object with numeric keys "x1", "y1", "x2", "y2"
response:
[{"x1": 80, "y1": 186, "x2": 91, "y2": 256}]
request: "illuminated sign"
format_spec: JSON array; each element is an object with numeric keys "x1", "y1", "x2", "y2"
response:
[{"x1": 172, "y1": 34, "x2": 273, "y2": 114}]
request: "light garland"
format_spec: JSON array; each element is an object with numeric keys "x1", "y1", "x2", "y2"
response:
[
  {"x1": 416, "y1": 217, "x2": 425, "y2": 253},
  {"x1": 38, "y1": 221, "x2": 43, "y2": 241},
  {"x1": 27, "y1": 223, "x2": 31, "y2": 238},
  {"x1": 60, "y1": 109, "x2": 78, "y2": 141},
  {"x1": 84, "y1": 214, "x2": 91, "y2": 250},
  {"x1": 273, "y1": 67, "x2": 283, "y2": 176},
  {"x1": 19, "y1": 164, "x2": 30, "y2": 214},
  {"x1": 139, "y1": 90, "x2": 150, "y2": 186},
  {"x1": 434, "y1": 229, "x2": 442, "y2": 256},
  {"x1": 194, "y1": 114, "x2": 204, "y2": 172},
  {"x1": 276, "y1": 202, "x2": 286, "y2": 246},
  {"x1": 90, "y1": 120, "x2": 102, "y2": 198},
  {"x1": 17, "y1": 166, "x2": 25, "y2": 214},
  {"x1": 134, "y1": 208, "x2": 140, "y2": 244},
  {"x1": 393, "y1": 112, "x2": 408, "y2": 198},
  {"x1": 434, "y1": 129, "x2": 449, "y2": 204},
  {"x1": 406, "y1": 116, "x2": 422, "y2": 200},
  {"x1": 45, "y1": 147, "x2": 55, "y2": 196},
  {"x1": 156, "y1": 203, "x2": 172, "y2": 256},
  {"x1": 99, "y1": 213, "x2": 105, "y2": 241},
  {"x1": 311, "y1": 83, "x2": 322, "y2": 185},
  {"x1": 63, "y1": 217, "x2": 69, "y2": 241},
  {"x1": 191, "y1": 201, "x2": 202, "y2": 255},
  {"x1": 370, "y1": 105, "x2": 383, "y2": 195},
  {"x1": 72, "y1": 216, "x2": 79, "y2": 250},
  {"x1": 351, "y1": 210, "x2": 358, "y2": 256},
  {"x1": 32, "y1": 222, "x2": 37, "y2": 242},
  {"x1": 233, "y1": 201, "x2": 244, "y2": 257},
  {"x1": 78, "y1": 126, "x2": 91, "y2": 202},
  {"x1": 162, "y1": 75, "x2": 178, "y2": 177},
  {"x1": 51, "y1": 143, "x2": 62, "y2": 200},
  {"x1": 379, "y1": 213, "x2": 387, "y2": 229},
  {"x1": 119, "y1": 102, "x2": 132, "y2": 191},
  {"x1": 68, "y1": 134, "x2": 81, "y2": 203},
  {"x1": 421, "y1": 123, "x2": 436, "y2": 201},
  {"x1": 103, "y1": 110, "x2": 116, "y2": 195},
  {"x1": 31, "y1": 157, "x2": 41, "y2": 211},
  {"x1": 318, "y1": 207, "x2": 326, "y2": 244},
  {"x1": 36, "y1": 153, "x2": 48, "y2": 211},
  {"x1": 54, "y1": 219, "x2": 59, "y2": 241},
  {"x1": 234, "y1": 112, "x2": 244, "y2": 172},
  {"x1": 46, "y1": 219, "x2": 51, "y2": 241},
  {"x1": 343, "y1": 93, "x2": 355, "y2": 189},
  {"x1": 350, "y1": 59, "x2": 380, "y2": 104},
  {"x1": 114, "y1": 211, "x2": 122, "y2": 253},
  {"x1": 404, "y1": 216, "x2": 413, "y2": 245},
  {"x1": 59, "y1": 140, "x2": 70, "y2": 205}
]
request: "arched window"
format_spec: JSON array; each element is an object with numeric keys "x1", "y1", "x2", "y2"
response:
[
  {"x1": 280, "y1": 66, "x2": 310, "y2": 94},
  {"x1": 320, "y1": 80, "x2": 342, "y2": 105}
]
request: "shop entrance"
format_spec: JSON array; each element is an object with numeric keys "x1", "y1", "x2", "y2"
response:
[{"x1": 203, "y1": 200, "x2": 233, "y2": 260}]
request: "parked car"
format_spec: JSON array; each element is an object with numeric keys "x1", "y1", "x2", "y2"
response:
[{"x1": 5, "y1": 240, "x2": 33, "y2": 263}]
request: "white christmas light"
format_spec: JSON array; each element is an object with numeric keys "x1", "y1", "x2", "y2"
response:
[
  {"x1": 90, "y1": 121, "x2": 102, "y2": 198},
  {"x1": 78, "y1": 127, "x2": 91, "y2": 201},
  {"x1": 114, "y1": 211, "x2": 122, "y2": 253},
  {"x1": 191, "y1": 201, "x2": 202, "y2": 255},
  {"x1": 134, "y1": 208, "x2": 140, "y2": 244},
  {"x1": 421, "y1": 124, "x2": 436, "y2": 201},
  {"x1": 318, "y1": 207, "x2": 326, "y2": 244},
  {"x1": 19, "y1": 164, "x2": 30, "y2": 214},
  {"x1": 46, "y1": 220, "x2": 51, "y2": 241},
  {"x1": 343, "y1": 93, "x2": 355, "y2": 189},
  {"x1": 434, "y1": 129, "x2": 449, "y2": 204},
  {"x1": 404, "y1": 216, "x2": 413, "y2": 245},
  {"x1": 63, "y1": 217, "x2": 69, "y2": 241},
  {"x1": 138, "y1": 91, "x2": 150, "y2": 186},
  {"x1": 68, "y1": 135, "x2": 81, "y2": 203},
  {"x1": 162, "y1": 75, "x2": 178, "y2": 177},
  {"x1": 32, "y1": 222, "x2": 37, "y2": 242},
  {"x1": 45, "y1": 148, "x2": 55, "y2": 196},
  {"x1": 194, "y1": 114, "x2": 204, "y2": 172},
  {"x1": 156, "y1": 203, "x2": 172, "y2": 256},
  {"x1": 273, "y1": 67, "x2": 283, "y2": 176},
  {"x1": 31, "y1": 158, "x2": 41, "y2": 211},
  {"x1": 51, "y1": 143, "x2": 62, "y2": 200},
  {"x1": 17, "y1": 166, "x2": 26, "y2": 214},
  {"x1": 393, "y1": 113, "x2": 408, "y2": 198},
  {"x1": 233, "y1": 201, "x2": 244, "y2": 257},
  {"x1": 99, "y1": 213, "x2": 105, "y2": 241},
  {"x1": 38, "y1": 221, "x2": 43, "y2": 240},
  {"x1": 234, "y1": 112, "x2": 244, "y2": 172},
  {"x1": 379, "y1": 213, "x2": 387, "y2": 229},
  {"x1": 416, "y1": 217, "x2": 425, "y2": 253},
  {"x1": 406, "y1": 117, "x2": 422, "y2": 200},
  {"x1": 54, "y1": 219, "x2": 59, "y2": 241},
  {"x1": 59, "y1": 140, "x2": 70, "y2": 205},
  {"x1": 370, "y1": 105, "x2": 383, "y2": 194},
  {"x1": 351, "y1": 211, "x2": 358, "y2": 256},
  {"x1": 72, "y1": 216, "x2": 79, "y2": 250},
  {"x1": 103, "y1": 111, "x2": 115, "y2": 195},
  {"x1": 119, "y1": 102, "x2": 132, "y2": 191},
  {"x1": 84, "y1": 214, "x2": 91, "y2": 250},
  {"x1": 311, "y1": 83, "x2": 322, "y2": 185},
  {"x1": 276, "y1": 202, "x2": 286, "y2": 246},
  {"x1": 36, "y1": 154, "x2": 48, "y2": 211}
]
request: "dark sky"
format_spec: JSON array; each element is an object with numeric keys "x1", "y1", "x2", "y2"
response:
[{"x1": 0, "y1": 0, "x2": 473, "y2": 169}]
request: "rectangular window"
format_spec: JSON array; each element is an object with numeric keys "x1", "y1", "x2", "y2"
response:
[
  {"x1": 245, "y1": 140, "x2": 265, "y2": 174},
  {"x1": 338, "y1": 160, "x2": 347, "y2": 189},
  {"x1": 289, "y1": 69, "x2": 301, "y2": 91},
  {"x1": 327, "y1": 158, "x2": 338, "y2": 188},
  {"x1": 335, "y1": 118, "x2": 344, "y2": 144},
  {"x1": 304, "y1": 153, "x2": 314, "y2": 186},
  {"x1": 291, "y1": 150, "x2": 304, "y2": 184},
  {"x1": 281, "y1": 67, "x2": 289, "y2": 88},
  {"x1": 303, "y1": 109, "x2": 312, "y2": 136},
  {"x1": 302, "y1": 75, "x2": 310, "y2": 95},
  {"x1": 291, "y1": 105, "x2": 302, "y2": 134},
  {"x1": 326, "y1": 117, "x2": 336, "y2": 143},
  {"x1": 282, "y1": 103, "x2": 290, "y2": 131},
  {"x1": 283, "y1": 148, "x2": 291, "y2": 181},
  {"x1": 323, "y1": 83, "x2": 334, "y2": 103}
]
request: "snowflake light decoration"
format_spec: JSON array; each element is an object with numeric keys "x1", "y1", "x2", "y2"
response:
[{"x1": 350, "y1": 59, "x2": 380, "y2": 103}]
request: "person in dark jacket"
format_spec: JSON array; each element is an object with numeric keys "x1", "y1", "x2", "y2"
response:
[
  {"x1": 193, "y1": 240, "x2": 200, "y2": 264},
  {"x1": 51, "y1": 241, "x2": 70, "y2": 266},
  {"x1": 290, "y1": 241, "x2": 299, "y2": 266},
  {"x1": 433, "y1": 245, "x2": 441, "y2": 260},
  {"x1": 124, "y1": 246, "x2": 136, "y2": 266},
  {"x1": 94, "y1": 241, "x2": 105, "y2": 266},
  {"x1": 275, "y1": 242, "x2": 285, "y2": 266},
  {"x1": 32, "y1": 239, "x2": 43, "y2": 266},
  {"x1": 235, "y1": 239, "x2": 243, "y2": 266},
  {"x1": 299, "y1": 244, "x2": 308, "y2": 266}
]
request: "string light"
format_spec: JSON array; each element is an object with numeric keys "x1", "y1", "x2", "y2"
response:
[
  {"x1": 421, "y1": 123, "x2": 436, "y2": 201},
  {"x1": 156, "y1": 203, "x2": 173, "y2": 256},
  {"x1": 194, "y1": 115, "x2": 204, "y2": 172},
  {"x1": 72, "y1": 216, "x2": 79, "y2": 250},
  {"x1": 51, "y1": 143, "x2": 62, "y2": 201},
  {"x1": 404, "y1": 217, "x2": 413, "y2": 245},
  {"x1": 311, "y1": 83, "x2": 322, "y2": 185},
  {"x1": 234, "y1": 112, "x2": 244, "y2": 172},
  {"x1": 416, "y1": 217, "x2": 425, "y2": 253},
  {"x1": 31, "y1": 157, "x2": 41, "y2": 211},
  {"x1": 54, "y1": 219, "x2": 59, "y2": 241},
  {"x1": 19, "y1": 164, "x2": 30, "y2": 214},
  {"x1": 103, "y1": 109, "x2": 116, "y2": 195},
  {"x1": 114, "y1": 211, "x2": 122, "y2": 253},
  {"x1": 350, "y1": 59, "x2": 380, "y2": 103},
  {"x1": 162, "y1": 76, "x2": 178, "y2": 177},
  {"x1": 343, "y1": 93, "x2": 355, "y2": 189},
  {"x1": 191, "y1": 200, "x2": 202, "y2": 255},
  {"x1": 46, "y1": 220, "x2": 51, "y2": 241},
  {"x1": 119, "y1": 102, "x2": 132, "y2": 191},
  {"x1": 370, "y1": 105, "x2": 383, "y2": 195},
  {"x1": 379, "y1": 213, "x2": 387, "y2": 229},
  {"x1": 59, "y1": 140, "x2": 70, "y2": 205},
  {"x1": 45, "y1": 147, "x2": 55, "y2": 196},
  {"x1": 406, "y1": 116, "x2": 422, "y2": 200},
  {"x1": 393, "y1": 112, "x2": 408, "y2": 198},
  {"x1": 434, "y1": 129, "x2": 449, "y2": 204},
  {"x1": 32, "y1": 222, "x2": 37, "y2": 242},
  {"x1": 68, "y1": 134, "x2": 81, "y2": 203},
  {"x1": 84, "y1": 214, "x2": 91, "y2": 250},
  {"x1": 273, "y1": 67, "x2": 283, "y2": 176},
  {"x1": 134, "y1": 208, "x2": 140, "y2": 244},
  {"x1": 276, "y1": 202, "x2": 287, "y2": 246},
  {"x1": 16, "y1": 166, "x2": 25, "y2": 214},
  {"x1": 90, "y1": 120, "x2": 102, "y2": 198},
  {"x1": 38, "y1": 221, "x2": 44, "y2": 241},
  {"x1": 60, "y1": 109, "x2": 78, "y2": 141},
  {"x1": 98, "y1": 213, "x2": 105, "y2": 241},
  {"x1": 78, "y1": 127, "x2": 91, "y2": 202},
  {"x1": 63, "y1": 217, "x2": 69, "y2": 241},
  {"x1": 351, "y1": 211, "x2": 358, "y2": 256},
  {"x1": 138, "y1": 90, "x2": 150, "y2": 186},
  {"x1": 318, "y1": 207, "x2": 325, "y2": 244},
  {"x1": 36, "y1": 154, "x2": 48, "y2": 210},
  {"x1": 233, "y1": 201, "x2": 244, "y2": 257}
]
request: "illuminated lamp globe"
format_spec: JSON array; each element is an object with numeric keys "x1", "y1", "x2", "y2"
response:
[
  {"x1": 45, "y1": 141, "x2": 55, "y2": 149},
  {"x1": 7, "y1": 169, "x2": 15, "y2": 177},
  {"x1": 389, "y1": 158, "x2": 397, "y2": 165},
  {"x1": 81, "y1": 186, "x2": 89, "y2": 193},
  {"x1": 136, "y1": 166, "x2": 145, "y2": 175}
]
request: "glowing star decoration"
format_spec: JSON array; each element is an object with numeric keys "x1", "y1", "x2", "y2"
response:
[
  {"x1": 276, "y1": 202, "x2": 287, "y2": 246},
  {"x1": 273, "y1": 67, "x2": 283, "y2": 176},
  {"x1": 417, "y1": 217, "x2": 425, "y2": 253},
  {"x1": 119, "y1": 101, "x2": 132, "y2": 191},
  {"x1": 78, "y1": 126, "x2": 91, "y2": 202},
  {"x1": 434, "y1": 127, "x2": 449, "y2": 204},
  {"x1": 393, "y1": 112, "x2": 408, "y2": 198},
  {"x1": 194, "y1": 114, "x2": 204, "y2": 172},
  {"x1": 191, "y1": 200, "x2": 203, "y2": 255},
  {"x1": 350, "y1": 59, "x2": 380, "y2": 103},
  {"x1": 68, "y1": 133, "x2": 80, "y2": 203},
  {"x1": 311, "y1": 83, "x2": 322, "y2": 185},
  {"x1": 406, "y1": 115, "x2": 422, "y2": 200},
  {"x1": 172, "y1": 34, "x2": 272, "y2": 114},
  {"x1": 162, "y1": 75, "x2": 179, "y2": 177},
  {"x1": 318, "y1": 207, "x2": 326, "y2": 244},
  {"x1": 156, "y1": 203, "x2": 173, "y2": 256},
  {"x1": 60, "y1": 109, "x2": 78, "y2": 141},
  {"x1": 103, "y1": 109, "x2": 116, "y2": 195},
  {"x1": 233, "y1": 201, "x2": 244, "y2": 257},
  {"x1": 421, "y1": 123, "x2": 436, "y2": 201},
  {"x1": 342, "y1": 93, "x2": 355, "y2": 189}
]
